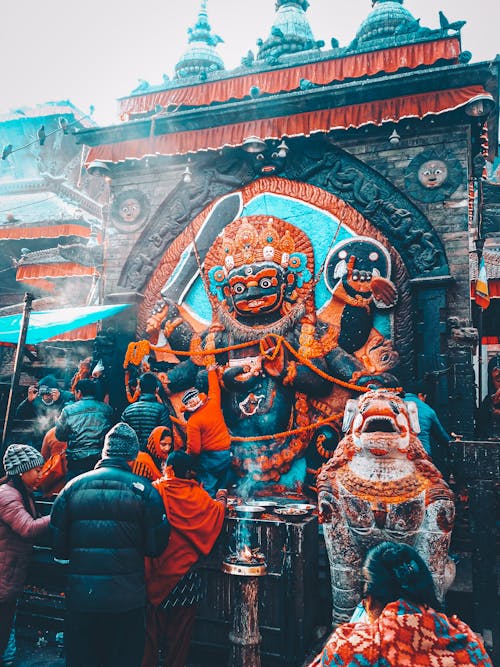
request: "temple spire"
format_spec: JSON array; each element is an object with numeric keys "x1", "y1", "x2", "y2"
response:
[
  {"x1": 174, "y1": 0, "x2": 225, "y2": 80},
  {"x1": 353, "y1": 0, "x2": 421, "y2": 46},
  {"x1": 256, "y1": 0, "x2": 322, "y2": 64}
]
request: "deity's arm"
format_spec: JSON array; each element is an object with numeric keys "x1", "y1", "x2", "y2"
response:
[
  {"x1": 324, "y1": 345, "x2": 399, "y2": 389},
  {"x1": 162, "y1": 358, "x2": 200, "y2": 393},
  {"x1": 158, "y1": 298, "x2": 196, "y2": 352}
]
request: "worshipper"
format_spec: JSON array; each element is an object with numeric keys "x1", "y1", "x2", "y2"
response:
[
  {"x1": 50, "y1": 423, "x2": 171, "y2": 667},
  {"x1": 15, "y1": 374, "x2": 74, "y2": 447},
  {"x1": 55, "y1": 378, "x2": 114, "y2": 480},
  {"x1": 41, "y1": 426, "x2": 67, "y2": 461},
  {"x1": 121, "y1": 372, "x2": 173, "y2": 449},
  {"x1": 38, "y1": 427, "x2": 68, "y2": 496},
  {"x1": 403, "y1": 381, "x2": 451, "y2": 477},
  {"x1": 308, "y1": 541, "x2": 492, "y2": 667},
  {"x1": 0, "y1": 444, "x2": 50, "y2": 661},
  {"x1": 131, "y1": 425, "x2": 174, "y2": 481},
  {"x1": 142, "y1": 451, "x2": 227, "y2": 667},
  {"x1": 182, "y1": 364, "x2": 231, "y2": 497}
]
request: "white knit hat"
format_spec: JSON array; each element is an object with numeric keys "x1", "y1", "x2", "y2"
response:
[{"x1": 3, "y1": 443, "x2": 44, "y2": 477}]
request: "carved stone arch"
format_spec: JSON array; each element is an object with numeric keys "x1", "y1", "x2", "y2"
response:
[
  {"x1": 280, "y1": 139, "x2": 450, "y2": 279},
  {"x1": 120, "y1": 140, "x2": 449, "y2": 293},
  {"x1": 119, "y1": 155, "x2": 255, "y2": 291}
]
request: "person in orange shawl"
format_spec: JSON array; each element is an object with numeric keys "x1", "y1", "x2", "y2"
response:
[
  {"x1": 143, "y1": 451, "x2": 227, "y2": 667},
  {"x1": 131, "y1": 426, "x2": 174, "y2": 482},
  {"x1": 182, "y1": 364, "x2": 231, "y2": 497},
  {"x1": 308, "y1": 541, "x2": 492, "y2": 667}
]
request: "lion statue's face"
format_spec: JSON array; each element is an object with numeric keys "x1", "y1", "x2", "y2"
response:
[{"x1": 344, "y1": 390, "x2": 420, "y2": 459}]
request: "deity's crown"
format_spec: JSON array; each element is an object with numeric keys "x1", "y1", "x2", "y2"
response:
[{"x1": 219, "y1": 216, "x2": 296, "y2": 274}]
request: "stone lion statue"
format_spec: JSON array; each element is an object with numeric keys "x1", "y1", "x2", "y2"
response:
[{"x1": 317, "y1": 389, "x2": 455, "y2": 625}]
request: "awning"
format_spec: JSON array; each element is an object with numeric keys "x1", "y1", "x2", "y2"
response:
[
  {"x1": 0, "y1": 304, "x2": 130, "y2": 345},
  {"x1": 87, "y1": 85, "x2": 491, "y2": 163},
  {"x1": 0, "y1": 223, "x2": 97, "y2": 241},
  {"x1": 16, "y1": 263, "x2": 97, "y2": 282},
  {"x1": 119, "y1": 38, "x2": 460, "y2": 119}
]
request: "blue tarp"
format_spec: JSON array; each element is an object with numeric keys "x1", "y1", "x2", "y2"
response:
[{"x1": 0, "y1": 304, "x2": 130, "y2": 344}]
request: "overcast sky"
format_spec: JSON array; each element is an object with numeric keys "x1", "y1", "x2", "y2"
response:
[{"x1": 1, "y1": 0, "x2": 499, "y2": 125}]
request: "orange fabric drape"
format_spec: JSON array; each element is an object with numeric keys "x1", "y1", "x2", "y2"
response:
[
  {"x1": 47, "y1": 323, "x2": 99, "y2": 341},
  {"x1": 145, "y1": 475, "x2": 225, "y2": 605},
  {"x1": 16, "y1": 263, "x2": 96, "y2": 281},
  {"x1": 88, "y1": 85, "x2": 490, "y2": 164},
  {"x1": 119, "y1": 38, "x2": 460, "y2": 118},
  {"x1": 0, "y1": 224, "x2": 95, "y2": 241}
]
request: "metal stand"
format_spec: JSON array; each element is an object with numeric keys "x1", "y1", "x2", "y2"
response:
[{"x1": 223, "y1": 560, "x2": 266, "y2": 667}]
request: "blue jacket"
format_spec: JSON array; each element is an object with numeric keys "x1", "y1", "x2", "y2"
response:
[
  {"x1": 404, "y1": 394, "x2": 450, "y2": 455},
  {"x1": 55, "y1": 396, "x2": 114, "y2": 461}
]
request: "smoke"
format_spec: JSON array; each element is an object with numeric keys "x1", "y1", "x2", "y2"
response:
[
  {"x1": 234, "y1": 457, "x2": 262, "y2": 500},
  {"x1": 235, "y1": 518, "x2": 251, "y2": 552},
  {"x1": 34, "y1": 413, "x2": 55, "y2": 439}
]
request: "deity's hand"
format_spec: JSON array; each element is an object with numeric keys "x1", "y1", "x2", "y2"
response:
[
  {"x1": 260, "y1": 334, "x2": 286, "y2": 378},
  {"x1": 353, "y1": 372, "x2": 400, "y2": 390},
  {"x1": 222, "y1": 365, "x2": 261, "y2": 391},
  {"x1": 371, "y1": 276, "x2": 398, "y2": 308}
]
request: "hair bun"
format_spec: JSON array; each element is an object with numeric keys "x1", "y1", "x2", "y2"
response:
[{"x1": 393, "y1": 559, "x2": 419, "y2": 584}]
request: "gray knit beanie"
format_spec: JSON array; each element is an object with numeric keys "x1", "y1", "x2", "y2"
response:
[
  {"x1": 102, "y1": 422, "x2": 139, "y2": 460},
  {"x1": 3, "y1": 443, "x2": 44, "y2": 477}
]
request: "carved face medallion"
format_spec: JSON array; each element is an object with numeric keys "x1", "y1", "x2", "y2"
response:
[
  {"x1": 405, "y1": 150, "x2": 463, "y2": 203},
  {"x1": 111, "y1": 189, "x2": 150, "y2": 232},
  {"x1": 417, "y1": 160, "x2": 448, "y2": 189},
  {"x1": 119, "y1": 197, "x2": 142, "y2": 222},
  {"x1": 225, "y1": 262, "x2": 286, "y2": 318}
]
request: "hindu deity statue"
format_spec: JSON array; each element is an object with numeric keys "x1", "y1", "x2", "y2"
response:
[
  {"x1": 317, "y1": 389, "x2": 456, "y2": 625},
  {"x1": 132, "y1": 214, "x2": 400, "y2": 492}
]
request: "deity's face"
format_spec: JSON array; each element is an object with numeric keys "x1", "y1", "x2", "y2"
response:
[
  {"x1": 417, "y1": 160, "x2": 448, "y2": 189},
  {"x1": 119, "y1": 197, "x2": 141, "y2": 223},
  {"x1": 225, "y1": 262, "x2": 286, "y2": 318}
]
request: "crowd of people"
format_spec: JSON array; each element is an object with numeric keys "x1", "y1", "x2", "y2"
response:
[
  {"x1": 0, "y1": 364, "x2": 231, "y2": 666},
  {"x1": 0, "y1": 361, "x2": 491, "y2": 666}
]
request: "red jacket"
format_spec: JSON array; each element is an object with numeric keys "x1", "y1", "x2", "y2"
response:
[
  {"x1": 186, "y1": 369, "x2": 230, "y2": 457},
  {"x1": 0, "y1": 482, "x2": 50, "y2": 602}
]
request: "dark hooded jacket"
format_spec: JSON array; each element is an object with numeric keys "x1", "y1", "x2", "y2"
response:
[{"x1": 50, "y1": 457, "x2": 171, "y2": 612}]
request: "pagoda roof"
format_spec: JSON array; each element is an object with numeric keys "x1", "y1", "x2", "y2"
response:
[
  {"x1": 118, "y1": 33, "x2": 461, "y2": 120},
  {"x1": 0, "y1": 175, "x2": 102, "y2": 238},
  {"x1": 15, "y1": 245, "x2": 99, "y2": 294},
  {"x1": 79, "y1": 58, "x2": 499, "y2": 165}
]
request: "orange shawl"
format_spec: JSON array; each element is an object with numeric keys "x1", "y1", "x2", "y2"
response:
[
  {"x1": 146, "y1": 425, "x2": 172, "y2": 461},
  {"x1": 131, "y1": 450, "x2": 162, "y2": 482},
  {"x1": 145, "y1": 472, "x2": 225, "y2": 606}
]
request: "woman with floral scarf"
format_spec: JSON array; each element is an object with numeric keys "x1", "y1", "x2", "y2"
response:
[{"x1": 309, "y1": 542, "x2": 492, "y2": 667}]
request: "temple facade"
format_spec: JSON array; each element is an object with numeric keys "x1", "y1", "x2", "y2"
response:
[{"x1": 72, "y1": 0, "x2": 498, "y2": 441}]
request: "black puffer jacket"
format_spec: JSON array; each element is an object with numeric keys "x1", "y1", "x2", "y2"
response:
[
  {"x1": 50, "y1": 458, "x2": 170, "y2": 612},
  {"x1": 121, "y1": 394, "x2": 172, "y2": 449},
  {"x1": 55, "y1": 396, "x2": 114, "y2": 461}
]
